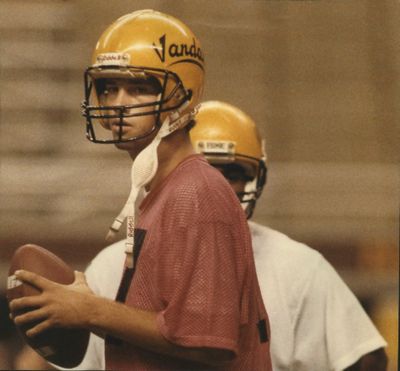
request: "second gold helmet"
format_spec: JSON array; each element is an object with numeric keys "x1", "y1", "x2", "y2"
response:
[{"x1": 191, "y1": 101, "x2": 267, "y2": 218}]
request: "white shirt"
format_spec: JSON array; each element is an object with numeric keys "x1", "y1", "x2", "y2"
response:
[
  {"x1": 72, "y1": 221, "x2": 386, "y2": 371},
  {"x1": 249, "y1": 221, "x2": 386, "y2": 371}
]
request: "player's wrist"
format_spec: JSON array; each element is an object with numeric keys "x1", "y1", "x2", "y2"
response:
[{"x1": 82, "y1": 295, "x2": 112, "y2": 335}]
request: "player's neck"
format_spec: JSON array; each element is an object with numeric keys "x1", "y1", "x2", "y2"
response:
[{"x1": 147, "y1": 130, "x2": 195, "y2": 192}]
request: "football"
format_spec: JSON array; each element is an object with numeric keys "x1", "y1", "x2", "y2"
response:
[{"x1": 7, "y1": 244, "x2": 89, "y2": 368}]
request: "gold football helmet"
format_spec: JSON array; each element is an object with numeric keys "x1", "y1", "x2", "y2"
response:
[
  {"x1": 82, "y1": 9, "x2": 205, "y2": 143},
  {"x1": 191, "y1": 101, "x2": 267, "y2": 218}
]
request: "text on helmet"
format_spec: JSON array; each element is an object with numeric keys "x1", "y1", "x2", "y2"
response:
[
  {"x1": 153, "y1": 34, "x2": 204, "y2": 64},
  {"x1": 94, "y1": 53, "x2": 131, "y2": 67}
]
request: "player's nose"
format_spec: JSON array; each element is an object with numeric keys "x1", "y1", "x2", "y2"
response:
[
  {"x1": 111, "y1": 87, "x2": 130, "y2": 106},
  {"x1": 111, "y1": 88, "x2": 143, "y2": 117}
]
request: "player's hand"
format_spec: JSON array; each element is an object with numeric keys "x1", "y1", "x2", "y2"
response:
[{"x1": 9, "y1": 270, "x2": 94, "y2": 337}]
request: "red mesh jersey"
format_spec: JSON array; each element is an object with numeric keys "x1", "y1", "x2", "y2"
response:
[{"x1": 106, "y1": 155, "x2": 272, "y2": 370}]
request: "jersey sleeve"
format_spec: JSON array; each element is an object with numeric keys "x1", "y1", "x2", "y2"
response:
[
  {"x1": 293, "y1": 256, "x2": 387, "y2": 371},
  {"x1": 155, "y1": 218, "x2": 250, "y2": 355}
]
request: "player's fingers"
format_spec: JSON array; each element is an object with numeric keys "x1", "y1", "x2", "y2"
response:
[
  {"x1": 14, "y1": 270, "x2": 53, "y2": 290},
  {"x1": 9, "y1": 295, "x2": 43, "y2": 313},
  {"x1": 14, "y1": 308, "x2": 48, "y2": 326},
  {"x1": 25, "y1": 319, "x2": 52, "y2": 337}
]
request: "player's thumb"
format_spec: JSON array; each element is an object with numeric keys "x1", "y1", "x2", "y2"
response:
[{"x1": 73, "y1": 270, "x2": 87, "y2": 285}]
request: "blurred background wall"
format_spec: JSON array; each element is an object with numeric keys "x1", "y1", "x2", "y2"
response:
[{"x1": 0, "y1": 0, "x2": 398, "y2": 369}]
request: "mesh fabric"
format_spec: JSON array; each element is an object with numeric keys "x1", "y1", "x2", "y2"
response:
[{"x1": 106, "y1": 155, "x2": 271, "y2": 370}]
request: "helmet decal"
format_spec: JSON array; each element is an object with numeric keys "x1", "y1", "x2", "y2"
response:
[
  {"x1": 94, "y1": 52, "x2": 130, "y2": 67},
  {"x1": 153, "y1": 34, "x2": 204, "y2": 68},
  {"x1": 194, "y1": 140, "x2": 236, "y2": 155}
]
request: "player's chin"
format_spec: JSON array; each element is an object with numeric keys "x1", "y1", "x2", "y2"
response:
[
  {"x1": 112, "y1": 134, "x2": 152, "y2": 154},
  {"x1": 113, "y1": 140, "x2": 138, "y2": 152}
]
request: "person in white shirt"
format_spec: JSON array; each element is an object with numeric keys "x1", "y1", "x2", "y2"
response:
[
  {"x1": 14, "y1": 101, "x2": 388, "y2": 370},
  {"x1": 190, "y1": 101, "x2": 388, "y2": 371}
]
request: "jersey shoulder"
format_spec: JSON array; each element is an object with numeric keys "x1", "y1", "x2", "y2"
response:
[
  {"x1": 165, "y1": 155, "x2": 244, "y2": 224},
  {"x1": 249, "y1": 221, "x2": 323, "y2": 265},
  {"x1": 249, "y1": 221, "x2": 326, "y2": 304},
  {"x1": 173, "y1": 155, "x2": 235, "y2": 195}
]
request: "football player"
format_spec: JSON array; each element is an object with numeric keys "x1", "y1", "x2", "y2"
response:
[
  {"x1": 191, "y1": 101, "x2": 388, "y2": 371},
  {"x1": 9, "y1": 11, "x2": 272, "y2": 370}
]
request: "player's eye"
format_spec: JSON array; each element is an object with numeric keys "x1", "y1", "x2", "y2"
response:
[
  {"x1": 127, "y1": 85, "x2": 147, "y2": 95},
  {"x1": 103, "y1": 84, "x2": 118, "y2": 96},
  {"x1": 126, "y1": 81, "x2": 160, "y2": 96}
]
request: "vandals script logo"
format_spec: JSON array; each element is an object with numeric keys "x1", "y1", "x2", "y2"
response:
[{"x1": 153, "y1": 34, "x2": 204, "y2": 69}]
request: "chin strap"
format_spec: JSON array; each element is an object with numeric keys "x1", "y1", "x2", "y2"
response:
[
  {"x1": 242, "y1": 177, "x2": 258, "y2": 219},
  {"x1": 105, "y1": 102, "x2": 196, "y2": 268}
]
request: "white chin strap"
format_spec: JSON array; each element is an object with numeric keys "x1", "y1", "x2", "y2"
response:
[
  {"x1": 241, "y1": 178, "x2": 257, "y2": 214},
  {"x1": 106, "y1": 102, "x2": 196, "y2": 268}
]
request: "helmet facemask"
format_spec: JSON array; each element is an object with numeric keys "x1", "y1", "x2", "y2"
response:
[
  {"x1": 237, "y1": 160, "x2": 267, "y2": 219},
  {"x1": 82, "y1": 65, "x2": 191, "y2": 143},
  {"x1": 214, "y1": 158, "x2": 267, "y2": 219}
]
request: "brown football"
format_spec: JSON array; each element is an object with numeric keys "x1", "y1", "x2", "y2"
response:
[{"x1": 7, "y1": 244, "x2": 89, "y2": 368}]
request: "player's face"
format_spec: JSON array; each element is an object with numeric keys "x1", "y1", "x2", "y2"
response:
[
  {"x1": 96, "y1": 77, "x2": 161, "y2": 152},
  {"x1": 214, "y1": 163, "x2": 249, "y2": 194}
]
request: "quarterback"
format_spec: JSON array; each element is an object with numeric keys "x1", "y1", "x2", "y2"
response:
[{"x1": 9, "y1": 11, "x2": 272, "y2": 370}]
